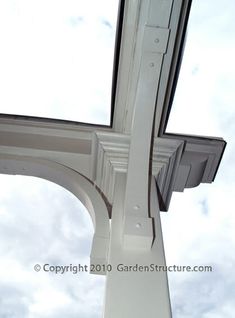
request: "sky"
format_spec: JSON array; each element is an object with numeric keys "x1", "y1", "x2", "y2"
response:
[
  {"x1": 0, "y1": 0, "x2": 118, "y2": 125},
  {"x1": 0, "y1": 0, "x2": 235, "y2": 317},
  {"x1": 0, "y1": 175, "x2": 106, "y2": 317},
  {"x1": 163, "y1": 0, "x2": 235, "y2": 317},
  {"x1": 167, "y1": 0, "x2": 235, "y2": 138}
]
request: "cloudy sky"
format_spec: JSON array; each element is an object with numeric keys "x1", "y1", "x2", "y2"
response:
[
  {"x1": 0, "y1": 175, "x2": 106, "y2": 317},
  {"x1": 0, "y1": 0, "x2": 118, "y2": 124},
  {"x1": 0, "y1": 0, "x2": 235, "y2": 317},
  {"x1": 164, "y1": 0, "x2": 235, "y2": 317}
]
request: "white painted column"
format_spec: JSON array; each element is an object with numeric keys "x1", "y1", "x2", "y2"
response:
[{"x1": 103, "y1": 174, "x2": 172, "y2": 318}]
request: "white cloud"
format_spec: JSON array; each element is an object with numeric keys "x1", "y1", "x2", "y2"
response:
[
  {"x1": 0, "y1": 175, "x2": 106, "y2": 317},
  {"x1": 0, "y1": 0, "x2": 119, "y2": 125},
  {"x1": 164, "y1": 3, "x2": 235, "y2": 313},
  {"x1": 161, "y1": 176, "x2": 235, "y2": 316},
  {"x1": 167, "y1": 0, "x2": 235, "y2": 137}
]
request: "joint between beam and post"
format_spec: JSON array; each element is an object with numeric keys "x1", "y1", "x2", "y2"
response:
[{"x1": 123, "y1": 215, "x2": 154, "y2": 250}]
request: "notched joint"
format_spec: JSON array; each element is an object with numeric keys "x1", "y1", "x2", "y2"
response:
[
  {"x1": 122, "y1": 215, "x2": 154, "y2": 250},
  {"x1": 143, "y1": 25, "x2": 170, "y2": 54}
]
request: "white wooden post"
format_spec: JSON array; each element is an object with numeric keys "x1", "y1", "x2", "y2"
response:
[{"x1": 103, "y1": 174, "x2": 172, "y2": 318}]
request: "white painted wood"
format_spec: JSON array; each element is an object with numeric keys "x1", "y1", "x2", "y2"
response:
[
  {"x1": 123, "y1": 52, "x2": 163, "y2": 227},
  {"x1": 0, "y1": 0, "x2": 226, "y2": 315},
  {"x1": 154, "y1": 0, "x2": 186, "y2": 134},
  {"x1": 103, "y1": 174, "x2": 172, "y2": 317},
  {"x1": 122, "y1": 19, "x2": 170, "y2": 247},
  {"x1": 92, "y1": 132, "x2": 184, "y2": 209},
  {"x1": 112, "y1": 0, "x2": 143, "y2": 133},
  {"x1": 147, "y1": 0, "x2": 173, "y2": 27},
  {"x1": 143, "y1": 26, "x2": 170, "y2": 53}
]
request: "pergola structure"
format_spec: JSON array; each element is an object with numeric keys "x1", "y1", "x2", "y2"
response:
[{"x1": 0, "y1": 0, "x2": 226, "y2": 317}]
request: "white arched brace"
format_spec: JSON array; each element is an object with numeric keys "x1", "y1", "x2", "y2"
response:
[{"x1": 0, "y1": 154, "x2": 110, "y2": 275}]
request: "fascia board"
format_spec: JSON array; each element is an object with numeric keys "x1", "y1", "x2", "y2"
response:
[
  {"x1": 169, "y1": 134, "x2": 226, "y2": 191},
  {"x1": 0, "y1": 121, "x2": 96, "y2": 179},
  {"x1": 0, "y1": 116, "x2": 111, "y2": 135}
]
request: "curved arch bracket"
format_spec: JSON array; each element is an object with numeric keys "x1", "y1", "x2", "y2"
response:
[{"x1": 0, "y1": 154, "x2": 110, "y2": 275}]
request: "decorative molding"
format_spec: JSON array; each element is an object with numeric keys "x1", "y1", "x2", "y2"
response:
[
  {"x1": 173, "y1": 137, "x2": 226, "y2": 191},
  {"x1": 91, "y1": 132, "x2": 129, "y2": 203},
  {"x1": 92, "y1": 132, "x2": 184, "y2": 211},
  {"x1": 92, "y1": 132, "x2": 226, "y2": 210},
  {"x1": 152, "y1": 137, "x2": 184, "y2": 210}
]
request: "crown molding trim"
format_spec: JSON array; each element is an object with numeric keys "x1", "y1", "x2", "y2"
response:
[{"x1": 91, "y1": 132, "x2": 184, "y2": 210}]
